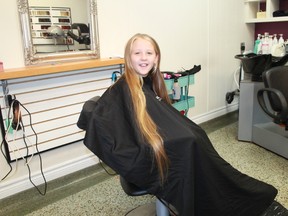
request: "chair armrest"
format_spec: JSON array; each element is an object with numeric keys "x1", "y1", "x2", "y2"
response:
[
  {"x1": 257, "y1": 88, "x2": 288, "y2": 122},
  {"x1": 77, "y1": 96, "x2": 100, "y2": 130}
]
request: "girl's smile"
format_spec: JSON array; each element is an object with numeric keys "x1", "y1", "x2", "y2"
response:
[{"x1": 130, "y1": 38, "x2": 158, "y2": 77}]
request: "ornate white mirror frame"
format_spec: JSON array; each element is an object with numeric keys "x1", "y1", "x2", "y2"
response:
[{"x1": 17, "y1": 0, "x2": 100, "y2": 65}]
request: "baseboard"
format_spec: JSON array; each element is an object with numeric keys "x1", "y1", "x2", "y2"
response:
[
  {"x1": 192, "y1": 102, "x2": 239, "y2": 124},
  {"x1": 0, "y1": 153, "x2": 98, "y2": 199}
]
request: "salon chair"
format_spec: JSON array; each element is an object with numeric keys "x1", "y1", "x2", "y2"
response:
[
  {"x1": 77, "y1": 96, "x2": 170, "y2": 216},
  {"x1": 250, "y1": 66, "x2": 288, "y2": 159},
  {"x1": 120, "y1": 176, "x2": 170, "y2": 216},
  {"x1": 67, "y1": 23, "x2": 90, "y2": 45},
  {"x1": 257, "y1": 66, "x2": 288, "y2": 130}
]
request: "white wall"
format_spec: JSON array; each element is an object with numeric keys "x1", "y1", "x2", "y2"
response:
[
  {"x1": 96, "y1": 0, "x2": 254, "y2": 120},
  {"x1": 0, "y1": 0, "x2": 254, "y2": 198}
]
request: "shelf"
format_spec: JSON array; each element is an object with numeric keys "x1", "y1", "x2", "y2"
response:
[
  {"x1": 245, "y1": 0, "x2": 265, "y2": 2},
  {"x1": 244, "y1": 0, "x2": 282, "y2": 23},
  {"x1": 0, "y1": 58, "x2": 124, "y2": 80},
  {"x1": 246, "y1": 16, "x2": 288, "y2": 23},
  {"x1": 172, "y1": 96, "x2": 195, "y2": 111}
]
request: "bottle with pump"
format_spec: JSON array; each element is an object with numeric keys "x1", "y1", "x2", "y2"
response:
[
  {"x1": 279, "y1": 34, "x2": 284, "y2": 45},
  {"x1": 279, "y1": 34, "x2": 285, "y2": 56},
  {"x1": 273, "y1": 34, "x2": 278, "y2": 45},
  {"x1": 268, "y1": 35, "x2": 273, "y2": 53},
  {"x1": 254, "y1": 34, "x2": 261, "y2": 54},
  {"x1": 261, "y1": 32, "x2": 269, "y2": 54},
  {"x1": 257, "y1": 34, "x2": 263, "y2": 54},
  {"x1": 271, "y1": 34, "x2": 285, "y2": 57}
]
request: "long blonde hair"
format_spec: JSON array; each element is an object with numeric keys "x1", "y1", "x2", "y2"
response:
[{"x1": 123, "y1": 33, "x2": 171, "y2": 182}]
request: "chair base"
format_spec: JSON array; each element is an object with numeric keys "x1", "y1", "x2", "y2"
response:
[
  {"x1": 126, "y1": 202, "x2": 156, "y2": 216},
  {"x1": 253, "y1": 122, "x2": 288, "y2": 159}
]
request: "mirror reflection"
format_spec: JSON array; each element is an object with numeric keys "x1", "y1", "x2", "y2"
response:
[
  {"x1": 18, "y1": 0, "x2": 99, "y2": 65},
  {"x1": 29, "y1": 0, "x2": 90, "y2": 53}
]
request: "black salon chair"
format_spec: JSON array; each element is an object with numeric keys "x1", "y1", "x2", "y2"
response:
[
  {"x1": 257, "y1": 66, "x2": 288, "y2": 130},
  {"x1": 77, "y1": 96, "x2": 170, "y2": 215},
  {"x1": 120, "y1": 176, "x2": 170, "y2": 216}
]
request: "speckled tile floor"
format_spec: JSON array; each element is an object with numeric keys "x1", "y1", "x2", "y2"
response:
[{"x1": 0, "y1": 111, "x2": 287, "y2": 216}]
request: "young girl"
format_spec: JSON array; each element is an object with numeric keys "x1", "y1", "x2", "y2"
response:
[{"x1": 79, "y1": 33, "x2": 279, "y2": 216}]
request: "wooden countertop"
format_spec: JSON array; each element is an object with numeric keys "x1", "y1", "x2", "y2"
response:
[{"x1": 0, "y1": 58, "x2": 124, "y2": 80}]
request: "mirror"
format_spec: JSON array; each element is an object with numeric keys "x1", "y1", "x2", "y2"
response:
[{"x1": 17, "y1": 0, "x2": 100, "y2": 65}]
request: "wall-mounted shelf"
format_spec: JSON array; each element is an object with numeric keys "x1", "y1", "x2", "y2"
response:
[
  {"x1": 244, "y1": 0, "x2": 288, "y2": 23},
  {"x1": 246, "y1": 16, "x2": 288, "y2": 23}
]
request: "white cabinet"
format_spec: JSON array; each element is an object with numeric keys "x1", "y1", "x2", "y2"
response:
[{"x1": 245, "y1": 0, "x2": 288, "y2": 23}]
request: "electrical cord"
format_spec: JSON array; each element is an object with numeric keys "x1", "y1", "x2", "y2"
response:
[
  {"x1": 17, "y1": 100, "x2": 47, "y2": 196},
  {"x1": 2, "y1": 98, "x2": 47, "y2": 195},
  {"x1": 180, "y1": 67, "x2": 191, "y2": 116},
  {"x1": 184, "y1": 72, "x2": 191, "y2": 116},
  {"x1": 0, "y1": 139, "x2": 12, "y2": 181},
  {"x1": 1, "y1": 98, "x2": 46, "y2": 194},
  {"x1": 234, "y1": 66, "x2": 241, "y2": 90},
  {"x1": 0, "y1": 100, "x2": 17, "y2": 181},
  {"x1": 111, "y1": 71, "x2": 122, "y2": 83},
  {"x1": 6, "y1": 100, "x2": 31, "y2": 163},
  {"x1": 226, "y1": 66, "x2": 241, "y2": 104}
]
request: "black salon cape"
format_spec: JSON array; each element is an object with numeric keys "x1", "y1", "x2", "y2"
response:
[{"x1": 78, "y1": 76, "x2": 277, "y2": 216}]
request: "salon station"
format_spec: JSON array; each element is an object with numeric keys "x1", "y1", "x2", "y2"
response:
[{"x1": 0, "y1": 0, "x2": 287, "y2": 215}]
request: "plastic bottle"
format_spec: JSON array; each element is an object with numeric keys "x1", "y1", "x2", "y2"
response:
[
  {"x1": 279, "y1": 34, "x2": 284, "y2": 45},
  {"x1": 271, "y1": 33, "x2": 286, "y2": 57},
  {"x1": 257, "y1": 35, "x2": 263, "y2": 54},
  {"x1": 173, "y1": 79, "x2": 181, "y2": 102},
  {"x1": 268, "y1": 35, "x2": 273, "y2": 54},
  {"x1": 253, "y1": 34, "x2": 261, "y2": 54},
  {"x1": 285, "y1": 40, "x2": 288, "y2": 55},
  {"x1": 273, "y1": 34, "x2": 278, "y2": 45},
  {"x1": 261, "y1": 32, "x2": 269, "y2": 54}
]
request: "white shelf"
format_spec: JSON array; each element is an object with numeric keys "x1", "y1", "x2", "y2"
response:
[
  {"x1": 245, "y1": 0, "x2": 265, "y2": 3},
  {"x1": 246, "y1": 16, "x2": 288, "y2": 23},
  {"x1": 244, "y1": 0, "x2": 285, "y2": 24}
]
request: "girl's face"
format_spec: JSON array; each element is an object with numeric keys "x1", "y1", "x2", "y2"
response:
[{"x1": 130, "y1": 38, "x2": 158, "y2": 77}]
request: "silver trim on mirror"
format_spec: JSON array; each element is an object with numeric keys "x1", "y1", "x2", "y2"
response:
[{"x1": 18, "y1": 0, "x2": 100, "y2": 65}]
